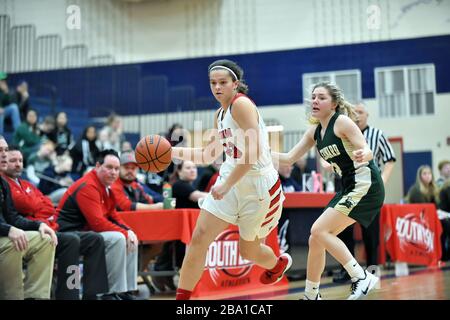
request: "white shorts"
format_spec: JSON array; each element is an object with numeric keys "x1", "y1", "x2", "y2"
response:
[{"x1": 199, "y1": 169, "x2": 284, "y2": 241}]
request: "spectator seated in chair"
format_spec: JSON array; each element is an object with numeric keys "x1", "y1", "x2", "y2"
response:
[
  {"x1": 111, "y1": 150, "x2": 164, "y2": 274},
  {"x1": 2, "y1": 145, "x2": 109, "y2": 300},
  {"x1": 0, "y1": 136, "x2": 57, "y2": 300},
  {"x1": 56, "y1": 149, "x2": 141, "y2": 300}
]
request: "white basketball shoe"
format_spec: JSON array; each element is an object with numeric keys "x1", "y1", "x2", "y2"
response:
[{"x1": 347, "y1": 270, "x2": 379, "y2": 300}]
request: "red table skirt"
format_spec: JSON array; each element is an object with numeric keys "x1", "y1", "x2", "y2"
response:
[{"x1": 119, "y1": 209, "x2": 199, "y2": 243}]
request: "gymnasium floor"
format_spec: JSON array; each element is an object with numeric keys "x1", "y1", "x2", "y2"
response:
[{"x1": 143, "y1": 264, "x2": 450, "y2": 300}]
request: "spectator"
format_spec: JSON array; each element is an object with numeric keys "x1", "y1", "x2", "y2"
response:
[
  {"x1": 278, "y1": 164, "x2": 302, "y2": 193},
  {"x1": 13, "y1": 109, "x2": 41, "y2": 162},
  {"x1": 439, "y1": 180, "x2": 450, "y2": 261},
  {"x1": 162, "y1": 123, "x2": 189, "y2": 182},
  {"x1": 436, "y1": 160, "x2": 450, "y2": 188},
  {"x1": 38, "y1": 115, "x2": 56, "y2": 143},
  {"x1": 69, "y1": 125, "x2": 99, "y2": 177},
  {"x1": 111, "y1": 151, "x2": 163, "y2": 211},
  {"x1": 0, "y1": 72, "x2": 21, "y2": 135},
  {"x1": 3, "y1": 146, "x2": 109, "y2": 300},
  {"x1": 197, "y1": 162, "x2": 221, "y2": 192},
  {"x1": 152, "y1": 161, "x2": 208, "y2": 292},
  {"x1": 26, "y1": 140, "x2": 57, "y2": 186},
  {"x1": 406, "y1": 165, "x2": 439, "y2": 205},
  {"x1": 121, "y1": 141, "x2": 133, "y2": 153},
  {"x1": 12, "y1": 80, "x2": 30, "y2": 122},
  {"x1": 57, "y1": 149, "x2": 140, "y2": 300},
  {"x1": 172, "y1": 161, "x2": 208, "y2": 209},
  {"x1": 0, "y1": 135, "x2": 57, "y2": 300},
  {"x1": 291, "y1": 155, "x2": 312, "y2": 190},
  {"x1": 98, "y1": 113, "x2": 125, "y2": 152},
  {"x1": 166, "y1": 123, "x2": 185, "y2": 147},
  {"x1": 49, "y1": 112, "x2": 74, "y2": 156},
  {"x1": 144, "y1": 170, "x2": 165, "y2": 195},
  {"x1": 38, "y1": 152, "x2": 74, "y2": 205},
  {"x1": 111, "y1": 151, "x2": 164, "y2": 275}
]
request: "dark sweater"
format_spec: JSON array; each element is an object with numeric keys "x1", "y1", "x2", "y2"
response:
[
  {"x1": 439, "y1": 184, "x2": 450, "y2": 212},
  {"x1": 406, "y1": 184, "x2": 438, "y2": 205},
  {"x1": 0, "y1": 176, "x2": 41, "y2": 236}
]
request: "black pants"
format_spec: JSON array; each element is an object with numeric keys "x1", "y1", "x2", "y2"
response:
[
  {"x1": 55, "y1": 231, "x2": 109, "y2": 300},
  {"x1": 361, "y1": 213, "x2": 380, "y2": 266},
  {"x1": 441, "y1": 218, "x2": 450, "y2": 261},
  {"x1": 153, "y1": 240, "x2": 185, "y2": 271},
  {"x1": 338, "y1": 225, "x2": 355, "y2": 257},
  {"x1": 338, "y1": 214, "x2": 380, "y2": 267}
]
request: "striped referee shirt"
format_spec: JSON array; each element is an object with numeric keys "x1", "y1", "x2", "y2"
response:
[{"x1": 361, "y1": 126, "x2": 396, "y2": 169}]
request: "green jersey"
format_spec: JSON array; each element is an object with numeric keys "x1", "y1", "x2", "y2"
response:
[{"x1": 314, "y1": 112, "x2": 385, "y2": 227}]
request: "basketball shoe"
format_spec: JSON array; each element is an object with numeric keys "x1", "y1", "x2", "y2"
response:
[
  {"x1": 302, "y1": 293, "x2": 322, "y2": 300},
  {"x1": 260, "y1": 253, "x2": 292, "y2": 285},
  {"x1": 347, "y1": 270, "x2": 379, "y2": 300}
]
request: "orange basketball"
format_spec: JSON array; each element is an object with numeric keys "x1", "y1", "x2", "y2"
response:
[{"x1": 135, "y1": 135, "x2": 172, "y2": 173}]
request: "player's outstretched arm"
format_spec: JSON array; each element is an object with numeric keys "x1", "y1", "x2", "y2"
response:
[
  {"x1": 172, "y1": 108, "x2": 223, "y2": 165},
  {"x1": 272, "y1": 125, "x2": 316, "y2": 167},
  {"x1": 172, "y1": 134, "x2": 223, "y2": 165}
]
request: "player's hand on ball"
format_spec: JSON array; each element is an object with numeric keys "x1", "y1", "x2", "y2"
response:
[{"x1": 211, "y1": 183, "x2": 231, "y2": 200}]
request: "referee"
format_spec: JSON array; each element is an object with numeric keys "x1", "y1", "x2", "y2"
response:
[{"x1": 333, "y1": 102, "x2": 396, "y2": 283}]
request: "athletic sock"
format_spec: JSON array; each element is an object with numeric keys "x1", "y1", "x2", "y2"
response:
[
  {"x1": 343, "y1": 258, "x2": 365, "y2": 280},
  {"x1": 176, "y1": 288, "x2": 192, "y2": 300},
  {"x1": 304, "y1": 280, "x2": 320, "y2": 299}
]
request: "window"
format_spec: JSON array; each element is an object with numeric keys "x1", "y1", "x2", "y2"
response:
[
  {"x1": 302, "y1": 70, "x2": 362, "y2": 104},
  {"x1": 375, "y1": 64, "x2": 435, "y2": 118}
]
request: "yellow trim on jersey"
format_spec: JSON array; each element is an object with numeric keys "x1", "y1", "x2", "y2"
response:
[
  {"x1": 334, "y1": 166, "x2": 372, "y2": 215},
  {"x1": 341, "y1": 137, "x2": 355, "y2": 161}
]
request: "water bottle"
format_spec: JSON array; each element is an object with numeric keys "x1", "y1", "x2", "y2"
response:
[
  {"x1": 162, "y1": 183, "x2": 175, "y2": 209},
  {"x1": 326, "y1": 180, "x2": 335, "y2": 193},
  {"x1": 162, "y1": 183, "x2": 172, "y2": 199}
]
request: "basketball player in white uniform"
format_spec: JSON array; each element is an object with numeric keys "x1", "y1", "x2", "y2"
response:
[{"x1": 171, "y1": 59, "x2": 292, "y2": 300}]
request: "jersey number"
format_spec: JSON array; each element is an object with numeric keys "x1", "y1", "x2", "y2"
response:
[{"x1": 223, "y1": 142, "x2": 242, "y2": 159}]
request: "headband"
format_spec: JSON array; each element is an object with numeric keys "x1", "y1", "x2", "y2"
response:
[{"x1": 209, "y1": 65, "x2": 239, "y2": 81}]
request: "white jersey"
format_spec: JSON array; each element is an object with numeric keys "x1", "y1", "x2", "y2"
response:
[{"x1": 216, "y1": 93, "x2": 275, "y2": 177}]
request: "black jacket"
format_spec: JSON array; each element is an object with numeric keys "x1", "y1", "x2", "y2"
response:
[{"x1": 0, "y1": 176, "x2": 41, "y2": 236}]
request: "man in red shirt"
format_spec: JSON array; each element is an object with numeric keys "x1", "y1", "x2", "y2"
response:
[
  {"x1": 3, "y1": 146, "x2": 109, "y2": 300},
  {"x1": 111, "y1": 151, "x2": 164, "y2": 291},
  {"x1": 0, "y1": 137, "x2": 57, "y2": 300},
  {"x1": 57, "y1": 149, "x2": 139, "y2": 300}
]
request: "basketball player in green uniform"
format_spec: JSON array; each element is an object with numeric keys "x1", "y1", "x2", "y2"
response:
[{"x1": 273, "y1": 82, "x2": 384, "y2": 300}]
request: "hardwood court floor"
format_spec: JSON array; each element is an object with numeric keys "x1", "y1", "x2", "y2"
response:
[
  {"x1": 234, "y1": 264, "x2": 450, "y2": 300},
  {"x1": 145, "y1": 264, "x2": 450, "y2": 300}
]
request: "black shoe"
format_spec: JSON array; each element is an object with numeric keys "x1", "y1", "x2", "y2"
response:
[
  {"x1": 117, "y1": 292, "x2": 140, "y2": 300},
  {"x1": 100, "y1": 293, "x2": 121, "y2": 300},
  {"x1": 164, "y1": 276, "x2": 177, "y2": 291},
  {"x1": 82, "y1": 294, "x2": 99, "y2": 300},
  {"x1": 151, "y1": 277, "x2": 167, "y2": 293},
  {"x1": 151, "y1": 276, "x2": 176, "y2": 292},
  {"x1": 332, "y1": 269, "x2": 351, "y2": 283}
]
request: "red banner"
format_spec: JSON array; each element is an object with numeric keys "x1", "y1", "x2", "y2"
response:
[
  {"x1": 192, "y1": 225, "x2": 288, "y2": 299},
  {"x1": 379, "y1": 204, "x2": 442, "y2": 266}
]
